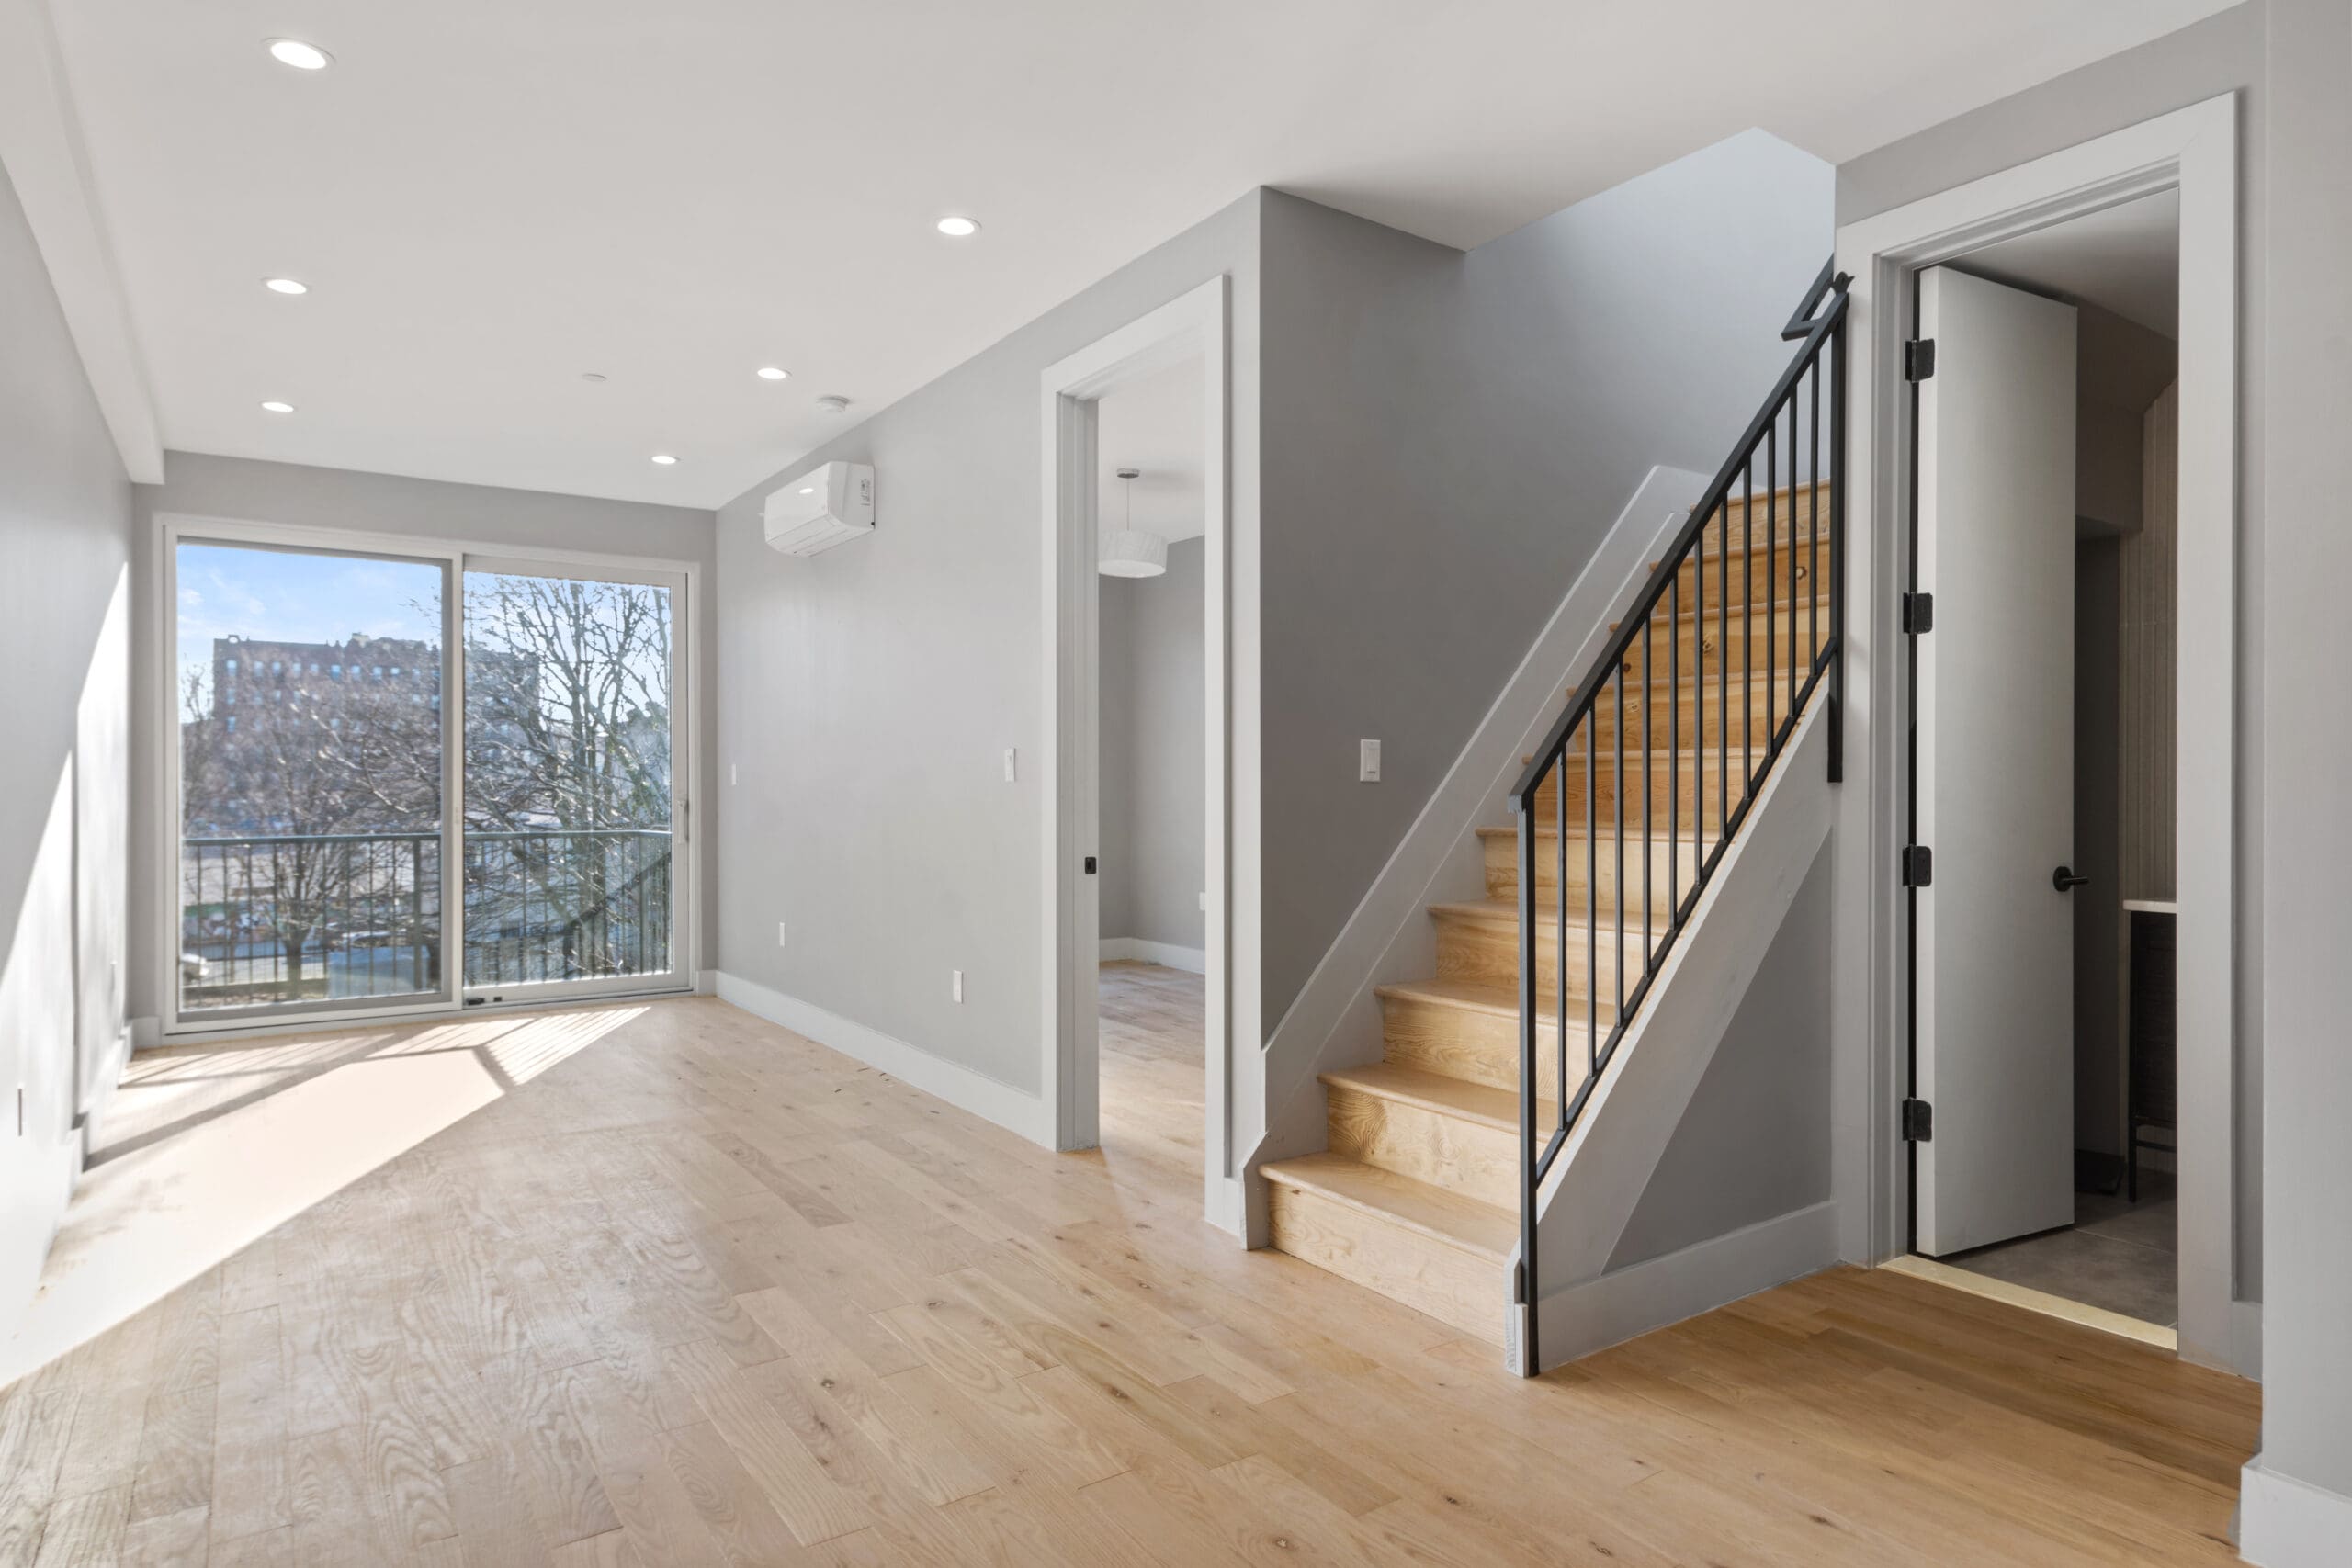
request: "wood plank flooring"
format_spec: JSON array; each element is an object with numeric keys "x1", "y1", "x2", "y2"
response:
[{"x1": 0, "y1": 972, "x2": 2256, "y2": 1564}]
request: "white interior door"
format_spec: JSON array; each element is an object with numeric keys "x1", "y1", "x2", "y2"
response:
[{"x1": 1914, "y1": 265, "x2": 2079, "y2": 1258}]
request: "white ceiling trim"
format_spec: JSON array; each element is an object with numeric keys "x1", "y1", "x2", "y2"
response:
[{"x1": 0, "y1": 0, "x2": 164, "y2": 483}]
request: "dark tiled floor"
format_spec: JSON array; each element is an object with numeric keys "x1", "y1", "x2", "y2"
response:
[{"x1": 1942, "y1": 1171, "x2": 2178, "y2": 1326}]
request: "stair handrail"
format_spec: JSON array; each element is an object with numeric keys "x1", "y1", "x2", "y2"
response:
[{"x1": 1507, "y1": 260, "x2": 1848, "y2": 1374}]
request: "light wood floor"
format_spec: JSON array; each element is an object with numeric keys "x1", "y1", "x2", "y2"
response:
[{"x1": 0, "y1": 978, "x2": 2256, "y2": 1565}]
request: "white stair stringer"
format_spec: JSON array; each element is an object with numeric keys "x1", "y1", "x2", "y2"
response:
[{"x1": 1515, "y1": 698, "x2": 1835, "y2": 1372}]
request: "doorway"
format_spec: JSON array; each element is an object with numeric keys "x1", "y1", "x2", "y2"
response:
[
  {"x1": 1830, "y1": 94, "x2": 2245, "y2": 1373},
  {"x1": 1898, "y1": 200, "x2": 2182, "y2": 1335},
  {"x1": 1093, "y1": 359, "x2": 1212, "y2": 1179},
  {"x1": 1038, "y1": 277, "x2": 1233, "y2": 1226}
]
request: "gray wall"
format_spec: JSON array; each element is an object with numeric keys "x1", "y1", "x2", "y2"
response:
[
  {"x1": 1608, "y1": 846, "x2": 1834, "y2": 1270},
  {"x1": 712, "y1": 192, "x2": 1261, "y2": 1096},
  {"x1": 2255, "y1": 0, "x2": 2352, "y2": 1505},
  {"x1": 1258, "y1": 130, "x2": 1834, "y2": 1030},
  {"x1": 0, "y1": 158, "x2": 135, "y2": 1323},
  {"x1": 1100, "y1": 537, "x2": 1205, "y2": 953},
  {"x1": 1834, "y1": 0, "x2": 2267, "y2": 1302},
  {"x1": 129, "y1": 453, "x2": 719, "y2": 1023}
]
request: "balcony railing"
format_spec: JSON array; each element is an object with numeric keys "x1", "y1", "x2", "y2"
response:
[{"x1": 179, "y1": 827, "x2": 672, "y2": 1010}]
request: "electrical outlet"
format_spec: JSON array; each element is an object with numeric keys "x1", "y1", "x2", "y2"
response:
[
  {"x1": 1359, "y1": 739, "x2": 1381, "y2": 783},
  {"x1": 776, "y1": 920, "x2": 787, "y2": 947},
  {"x1": 952, "y1": 969, "x2": 965, "y2": 1003}
]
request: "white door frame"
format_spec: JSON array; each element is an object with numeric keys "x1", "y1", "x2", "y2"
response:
[
  {"x1": 153, "y1": 512, "x2": 702, "y2": 1039},
  {"x1": 1039, "y1": 276, "x2": 1237, "y2": 1228},
  {"x1": 1829, "y1": 93, "x2": 2249, "y2": 1373}
]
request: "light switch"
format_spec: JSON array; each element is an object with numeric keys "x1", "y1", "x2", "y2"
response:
[
  {"x1": 1004, "y1": 748, "x2": 1018, "y2": 783},
  {"x1": 952, "y1": 969, "x2": 966, "y2": 1003},
  {"x1": 1359, "y1": 739, "x2": 1381, "y2": 783}
]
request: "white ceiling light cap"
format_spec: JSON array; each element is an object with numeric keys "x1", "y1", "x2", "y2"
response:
[
  {"x1": 756, "y1": 367, "x2": 790, "y2": 381},
  {"x1": 260, "y1": 400, "x2": 295, "y2": 413},
  {"x1": 650, "y1": 454, "x2": 678, "y2": 466},
  {"x1": 1100, "y1": 530, "x2": 1167, "y2": 577},
  {"x1": 935, "y1": 216, "x2": 980, "y2": 237},
  {"x1": 266, "y1": 39, "x2": 333, "y2": 70},
  {"x1": 264, "y1": 277, "x2": 309, "y2": 295}
]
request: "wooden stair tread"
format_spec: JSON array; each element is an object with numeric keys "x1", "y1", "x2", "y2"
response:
[
  {"x1": 1319, "y1": 1062, "x2": 1555, "y2": 1134},
  {"x1": 1259, "y1": 1154, "x2": 1516, "y2": 1260},
  {"x1": 1476, "y1": 822, "x2": 1702, "y2": 840},
  {"x1": 1430, "y1": 897, "x2": 1666, "y2": 934},
  {"x1": 1374, "y1": 976, "x2": 1615, "y2": 1026},
  {"x1": 1653, "y1": 535, "x2": 1830, "y2": 572},
  {"x1": 1611, "y1": 593, "x2": 1827, "y2": 631}
]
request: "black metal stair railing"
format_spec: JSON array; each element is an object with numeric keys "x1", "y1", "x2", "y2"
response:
[{"x1": 1509, "y1": 261, "x2": 1849, "y2": 1374}]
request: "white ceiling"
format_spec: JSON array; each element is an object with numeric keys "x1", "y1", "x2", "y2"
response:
[
  {"x1": 1956, "y1": 188, "x2": 2181, "y2": 337},
  {"x1": 1097, "y1": 355, "x2": 1205, "y2": 547},
  {"x1": 39, "y1": 0, "x2": 2234, "y2": 508}
]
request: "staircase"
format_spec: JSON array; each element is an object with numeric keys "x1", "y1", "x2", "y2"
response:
[{"x1": 1259, "y1": 266, "x2": 1848, "y2": 1360}]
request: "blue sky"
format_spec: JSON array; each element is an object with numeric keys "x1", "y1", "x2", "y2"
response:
[{"x1": 175, "y1": 541, "x2": 442, "y2": 701}]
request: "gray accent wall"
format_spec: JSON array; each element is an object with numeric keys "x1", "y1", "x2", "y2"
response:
[
  {"x1": 1834, "y1": 0, "x2": 2267, "y2": 1303},
  {"x1": 1100, "y1": 537, "x2": 1205, "y2": 953},
  {"x1": 711, "y1": 193, "x2": 1261, "y2": 1097},
  {"x1": 1257, "y1": 130, "x2": 1834, "y2": 1030},
  {"x1": 128, "y1": 453, "x2": 719, "y2": 1024},
  {"x1": 1608, "y1": 846, "x2": 1833, "y2": 1270},
  {"x1": 0, "y1": 157, "x2": 135, "y2": 1324}
]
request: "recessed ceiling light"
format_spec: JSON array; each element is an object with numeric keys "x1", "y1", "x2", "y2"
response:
[
  {"x1": 935, "y1": 216, "x2": 980, "y2": 238},
  {"x1": 650, "y1": 454, "x2": 678, "y2": 466},
  {"x1": 260, "y1": 400, "x2": 295, "y2": 413},
  {"x1": 756, "y1": 367, "x2": 790, "y2": 381},
  {"x1": 797, "y1": 486, "x2": 815, "y2": 495},
  {"x1": 264, "y1": 277, "x2": 308, "y2": 295},
  {"x1": 266, "y1": 39, "x2": 332, "y2": 71}
]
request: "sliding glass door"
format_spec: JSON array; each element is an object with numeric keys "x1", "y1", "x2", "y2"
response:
[
  {"x1": 173, "y1": 538, "x2": 454, "y2": 1020},
  {"x1": 166, "y1": 527, "x2": 689, "y2": 1032},
  {"x1": 459, "y1": 558, "x2": 683, "y2": 1000}
]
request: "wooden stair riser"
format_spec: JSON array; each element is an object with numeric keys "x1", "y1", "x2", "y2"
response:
[
  {"x1": 1262, "y1": 1180, "x2": 1505, "y2": 1345},
  {"x1": 1479, "y1": 828, "x2": 1694, "y2": 908},
  {"x1": 1696, "y1": 485, "x2": 1831, "y2": 555},
  {"x1": 1433, "y1": 906, "x2": 1654, "y2": 1003},
  {"x1": 1376, "y1": 988, "x2": 1586, "y2": 1100},
  {"x1": 1603, "y1": 604, "x2": 1829, "y2": 685},
  {"x1": 1324, "y1": 1084, "x2": 1518, "y2": 1210},
  {"x1": 1532, "y1": 750, "x2": 1736, "y2": 828},
  {"x1": 1557, "y1": 675, "x2": 1794, "y2": 754},
  {"x1": 1662, "y1": 540, "x2": 1835, "y2": 608}
]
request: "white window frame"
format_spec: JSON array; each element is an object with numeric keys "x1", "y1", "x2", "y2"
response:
[{"x1": 154, "y1": 512, "x2": 701, "y2": 1039}]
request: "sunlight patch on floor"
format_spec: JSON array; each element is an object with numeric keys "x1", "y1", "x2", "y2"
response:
[{"x1": 2, "y1": 1005, "x2": 641, "y2": 1386}]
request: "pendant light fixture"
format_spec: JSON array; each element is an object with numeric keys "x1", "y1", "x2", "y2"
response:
[{"x1": 1100, "y1": 467, "x2": 1168, "y2": 578}]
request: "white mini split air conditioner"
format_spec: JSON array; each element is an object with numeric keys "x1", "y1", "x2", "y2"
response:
[{"x1": 763, "y1": 461, "x2": 875, "y2": 556}]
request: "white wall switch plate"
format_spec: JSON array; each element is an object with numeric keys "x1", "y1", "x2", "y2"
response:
[
  {"x1": 952, "y1": 969, "x2": 965, "y2": 1003},
  {"x1": 1359, "y1": 739, "x2": 1381, "y2": 782},
  {"x1": 731, "y1": 763, "x2": 738, "y2": 786},
  {"x1": 1004, "y1": 748, "x2": 1018, "y2": 783},
  {"x1": 776, "y1": 920, "x2": 787, "y2": 947},
  {"x1": 1198, "y1": 890, "x2": 1208, "y2": 911}
]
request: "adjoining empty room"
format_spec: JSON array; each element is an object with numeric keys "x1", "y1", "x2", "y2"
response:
[{"x1": 1093, "y1": 354, "x2": 1211, "y2": 1179}]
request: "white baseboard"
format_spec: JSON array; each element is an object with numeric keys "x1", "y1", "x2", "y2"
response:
[
  {"x1": 1098, "y1": 938, "x2": 1206, "y2": 974},
  {"x1": 1247, "y1": 465, "x2": 1711, "y2": 1179},
  {"x1": 2241, "y1": 1456, "x2": 2352, "y2": 1567},
  {"x1": 1527, "y1": 1199, "x2": 1838, "y2": 1371},
  {"x1": 695, "y1": 969, "x2": 718, "y2": 996},
  {"x1": 713, "y1": 972, "x2": 1056, "y2": 1148},
  {"x1": 129, "y1": 1015, "x2": 159, "y2": 1052}
]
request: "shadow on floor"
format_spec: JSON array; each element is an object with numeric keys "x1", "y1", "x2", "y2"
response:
[{"x1": 1939, "y1": 1170, "x2": 2177, "y2": 1327}]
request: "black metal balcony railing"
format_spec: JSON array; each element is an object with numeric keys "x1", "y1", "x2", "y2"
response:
[{"x1": 178, "y1": 828, "x2": 672, "y2": 1011}]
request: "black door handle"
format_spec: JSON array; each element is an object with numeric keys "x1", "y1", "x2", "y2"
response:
[{"x1": 2052, "y1": 865, "x2": 2089, "y2": 892}]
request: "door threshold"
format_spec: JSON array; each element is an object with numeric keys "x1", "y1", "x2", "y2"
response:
[{"x1": 1880, "y1": 1253, "x2": 2177, "y2": 1351}]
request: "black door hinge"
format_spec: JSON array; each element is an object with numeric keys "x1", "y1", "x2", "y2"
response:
[
  {"x1": 1901, "y1": 844, "x2": 1933, "y2": 888},
  {"x1": 1902, "y1": 591, "x2": 1934, "y2": 634},
  {"x1": 1905, "y1": 338, "x2": 1937, "y2": 381},
  {"x1": 1901, "y1": 1099, "x2": 1934, "y2": 1142},
  {"x1": 1084, "y1": 855, "x2": 1098, "y2": 875}
]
